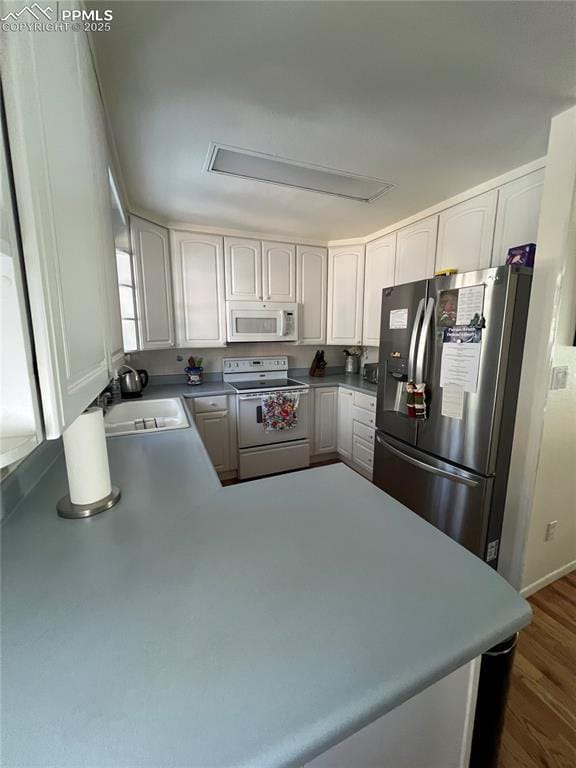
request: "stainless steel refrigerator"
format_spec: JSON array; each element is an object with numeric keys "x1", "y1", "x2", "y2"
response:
[{"x1": 373, "y1": 265, "x2": 532, "y2": 567}]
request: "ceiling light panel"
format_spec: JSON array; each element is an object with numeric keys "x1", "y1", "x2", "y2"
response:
[{"x1": 207, "y1": 145, "x2": 395, "y2": 203}]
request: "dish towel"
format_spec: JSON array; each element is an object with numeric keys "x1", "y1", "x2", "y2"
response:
[{"x1": 261, "y1": 392, "x2": 300, "y2": 431}]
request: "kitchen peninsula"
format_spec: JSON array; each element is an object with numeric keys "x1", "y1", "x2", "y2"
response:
[{"x1": 1, "y1": 411, "x2": 530, "y2": 768}]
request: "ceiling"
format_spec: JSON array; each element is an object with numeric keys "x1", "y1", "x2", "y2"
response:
[{"x1": 90, "y1": 1, "x2": 576, "y2": 241}]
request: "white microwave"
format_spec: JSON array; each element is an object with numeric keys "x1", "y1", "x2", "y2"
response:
[{"x1": 226, "y1": 301, "x2": 298, "y2": 342}]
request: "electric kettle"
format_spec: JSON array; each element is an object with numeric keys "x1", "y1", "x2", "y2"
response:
[{"x1": 119, "y1": 366, "x2": 149, "y2": 398}]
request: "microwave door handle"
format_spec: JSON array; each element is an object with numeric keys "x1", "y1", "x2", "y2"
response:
[
  {"x1": 279, "y1": 311, "x2": 286, "y2": 337},
  {"x1": 408, "y1": 298, "x2": 425, "y2": 381},
  {"x1": 415, "y1": 298, "x2": 435, "y2": 383}
]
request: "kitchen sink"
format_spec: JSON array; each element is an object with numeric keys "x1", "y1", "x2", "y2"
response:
[{"x1": 104, "y1": 398, "x2": 189, "y2": 436}]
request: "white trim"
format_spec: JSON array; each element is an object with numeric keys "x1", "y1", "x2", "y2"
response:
[
  {"x1": 521, "y1": 560, "x2": 576, "y2": 598},
  {"x1": 329, "y1": 156, "x2": 547, "y2": 246},
  {"x1": 459, "y1": 658, "x2": 481, "y2": 768},
  {"x1": 166, "y1": 219, "x2": 330, "y2": 248}
]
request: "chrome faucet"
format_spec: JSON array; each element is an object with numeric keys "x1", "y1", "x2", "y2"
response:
[{"x1": 95, "y1": 391, "x2": 112, "y2": 414}]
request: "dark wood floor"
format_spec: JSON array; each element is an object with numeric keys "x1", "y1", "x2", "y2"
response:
[{"x1": 500, "y1": 572, "x2": 576, "y2": 767}]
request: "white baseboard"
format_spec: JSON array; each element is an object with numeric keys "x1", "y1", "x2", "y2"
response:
[{"x1": 521, "y1": 560, "x2": 576, "y2": 598}]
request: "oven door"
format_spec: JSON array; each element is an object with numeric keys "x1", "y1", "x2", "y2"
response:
[
  {"x1": 237, "y1": 390, "x2": 310, "y2": 448},
  {"x1": 226, "y1": 302, "x2": 297, "y2": 342}
]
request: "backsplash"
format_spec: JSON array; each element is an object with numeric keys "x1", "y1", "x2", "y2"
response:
[{"x1": 126, "y1": 344, "x2": 378, "y2": 376}]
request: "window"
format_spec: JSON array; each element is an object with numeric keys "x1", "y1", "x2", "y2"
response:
[{"x1": 116, "y1": 249, "x2": 138, "y2": 352}]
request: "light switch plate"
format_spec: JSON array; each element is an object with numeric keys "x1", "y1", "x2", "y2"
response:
[{"x1": 550, "y1": 366, "x2": 569, "y2": 390}]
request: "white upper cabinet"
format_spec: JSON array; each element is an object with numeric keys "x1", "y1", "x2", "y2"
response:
[
  {"x1": 224, "y1": 237, "x2": 262, "y2": 301},
  {"x1": 327, "y1": 244, "x2": 365, "y2": 345},
  {"x1": 262, "y1": 241, "x2": 296, "y2": 301},
  {"x1": 363, "y1": 233, "x2": 396, "y2": 347},
  {"x1": 296, "y1": 245, "x2": 328, "y2": 345},
  {"x1": 3, "y1": 23, "x2": 115, "y2": 438},
  {"x1": 171, "y1": 232, "x2": 226, "y2": 347},
  {"x1": 395, "y1": 216, "x2": 438, "y2": 285},
  {"x1": 131, "y1": 216, "x2": 175, "y2": 349},
  {"x1": 436, "y1": 190, "x2": 498, "y2": 273},
  {"x1": 492, "y1": 169, "x2": 545, "y2": 266}
]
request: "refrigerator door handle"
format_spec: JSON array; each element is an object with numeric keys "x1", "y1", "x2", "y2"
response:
[
  {"x1": 408, "y1": 298, "x2": 425, "y2": 381},
  {"x1": 375, "y1": 434, "x2": 479, "y2": 487},
  {"x1": 416, "y1": 297, "x2": 435, "y2": 384}
]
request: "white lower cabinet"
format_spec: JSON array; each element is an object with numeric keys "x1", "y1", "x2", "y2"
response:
[
  {"x1": 336, "y1": 387, "x2": 376, "y2": 478},
  {"x1": 305, "y1": 659, "x2": 480, "y2": 768},
  {"x1": 337, "y1": 388, "x2": 354, "y2": 459},
  {"x1": 191, "y1": 396, "x2": 237, "y2": 474},
  {"x1": 313, "y1": 387, "x2": 338, "y2": 455}
]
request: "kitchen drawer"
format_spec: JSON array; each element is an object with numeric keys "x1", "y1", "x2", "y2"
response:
[
  {"x1": 352, "y1": 405, "x2": 376, "y2": 429},
  {"x1": 353, "y1": 419, "x2": 375, "y2": 446},
  {"x1": 193, "y1": 395, "x2": 229, "y2": 413},
  {"x1": 352, "y1": 435, "x2": 374, "y2": 474},
  {"x1": 353, "y1": 391, "x2": 376, "y2": 413}
]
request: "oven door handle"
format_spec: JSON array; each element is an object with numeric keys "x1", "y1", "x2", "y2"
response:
[{"x1": 238, "y1": 389, "x2": 309, "y2": 400}]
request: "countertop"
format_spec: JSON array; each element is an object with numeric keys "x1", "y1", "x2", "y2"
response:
[
  {"x1": 141, "y1": 374, "x2": 377, "y2": 402},
  {"x1": 1, "y1": 419, "x2": 530, "y2": 768}
]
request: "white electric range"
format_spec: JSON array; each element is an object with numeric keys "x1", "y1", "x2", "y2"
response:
[{"x1": 223, "y1": 357, "x2": 310, "y2": 480}]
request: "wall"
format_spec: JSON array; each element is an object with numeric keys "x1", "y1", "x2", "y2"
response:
[
  {"x1": 127, "y1": 344, "x2": 349, "y2": 377},
  {"x1": 498, "y1": 106, "x2": 576, "y2": 591}
]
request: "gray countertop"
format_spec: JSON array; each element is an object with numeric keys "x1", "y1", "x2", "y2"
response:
[
  {"x1": 1, "y1": 419, "x2": 530, "y2": 768},
  {"x1": 140, "y1": 374, "x2": 376, "y2": 402}
]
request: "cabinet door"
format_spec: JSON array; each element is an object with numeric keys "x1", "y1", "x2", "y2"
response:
[
  {"x1": 395, "y1": 215, "x2": 438, "y2": 285},
  {"x1": 492, "y1": 169, "x2": 545, "y2": 266},
  {"x1": 3, "y1": 24, "x2": 112, "y2": 438},
  {"x1": 363, "y1": 233, "x2": 396, "y2": 347},
  {"x1": 224, "y1": 237, "x2": 262, "y2": 300},
  {"x1": 327, "y1": 245, "x2": 365, "y2": 345},
  {"x1": 313, "y1": 387, "x2": 338, "y2": 454},
  {"x1": 337, "y1": 388, "x2": 354, "y2": 459},
  {"x1": 262, "y1": 241, "x2": 296, "y2": 301},
  {"x1": 436, "y1": 190, "x2": 497, "y2": 273},
  {"x1": 297, "y1": 245, "x2": 328, "y2": 345},
  {"x1": 195, "y1": 411, "x2": 230, "y2": 473},
  {"x1": 131, "y1": 216, "x2": 174, "y2": 349},
  {"x1": 171, "y1": 232, "x2": 226, "y2": 347}
]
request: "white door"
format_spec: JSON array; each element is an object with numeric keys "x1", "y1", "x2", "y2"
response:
[
  {"x1": 195, "y1": 411, "x2": 230, "y2": 473},
  {"x1": 327, "y1": 244, "x2": 365, "y2": 345},
  {"x1": 3, "y1": 23, "x2": 112, "y2": 438},
  {"x1": 395, "y1": 215, "x2": 438, "y2": 285},
  {"x1": 492, "y1": 169, "x2": 545, "y2": 266},
  {"x1": 313, "y1": 387, "x2": 338, "y2": 454},
  {"x1": 297, "y1": 245, "x2": 328, "y2": 345},
  {"x1": 171, "y1": 232, "x2": 226, "y2": 347},
  {"x1": 363, "y1": 233, "x2": 396, "y2": 347},
  {"x1": 224, "y1": 237, "x2": 262, "y2": 300},
  {"x1": 337, "y1": 388, "x2": 354, "y2": 459},
  {"x1": 131, "y1": 216, "x2": 174, "y2": 350},
  {"x1": 436, "y1": 190, "x2": 498, "y2": 273},
  {"x1": 262, "y1": 241, "x2": 296, "y2": 301}
]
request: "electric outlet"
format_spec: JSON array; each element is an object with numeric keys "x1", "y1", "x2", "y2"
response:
[
  {"x1": 550, "y1": 366, "x2": 568, "y2": 390},
  {"x1": 545, "y1": 520, "x2": 558, "y2": 542}
]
